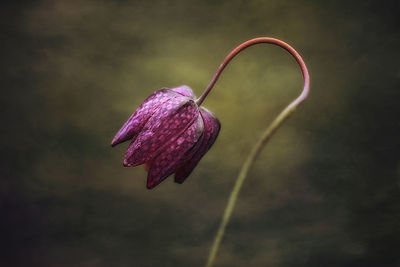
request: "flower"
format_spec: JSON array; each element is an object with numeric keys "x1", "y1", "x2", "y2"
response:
[{"x1": 111, "y1": 85, "x2": 220, "y2": 189}]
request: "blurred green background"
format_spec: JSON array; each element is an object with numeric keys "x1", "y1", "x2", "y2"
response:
[{"x1": 1, "y1": 0, "x2": 399, "y2": 266}]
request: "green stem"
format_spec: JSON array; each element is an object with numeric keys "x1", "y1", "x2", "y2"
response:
[{"x1": 202, "y1": 37, "x2": 310, "y2": 267}]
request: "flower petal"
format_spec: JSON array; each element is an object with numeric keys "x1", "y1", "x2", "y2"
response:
[
  {"x1": 171, "y1": 85, "x2": 196, "y2": 99},
  {"x1": 111, "y1": 89, "x2": 177, "y2": 147},
  {"x1": 175, "y1": 107, "x2": 220, "y2": 183},
  {"x1": 146, "y1": 115, "x2": 204, "y2": 189},
  {"x1": 124, "y1": 99, "x2": 199, "y2": 167}
]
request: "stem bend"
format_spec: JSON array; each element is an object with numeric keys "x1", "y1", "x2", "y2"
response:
[{"x1": 196, "y1": 37, "x2": 309, "y2": 106}]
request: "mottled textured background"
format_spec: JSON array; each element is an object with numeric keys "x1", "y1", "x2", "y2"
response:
[{"x1": 1, "y1": 0, "x2": 399, "y2": 266}]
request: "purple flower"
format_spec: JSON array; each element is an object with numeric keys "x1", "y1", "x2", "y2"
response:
[{"x1": 111, "y1": 85, "x2": 220, "y2": 189}]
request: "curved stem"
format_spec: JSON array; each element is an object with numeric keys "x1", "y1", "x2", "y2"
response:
[
  {"x1": 196, "y1": 37, "x2": 309, "y2": 106},
  {"x1": 203, "y1": 37, "x2": 310, "y2": 267}
]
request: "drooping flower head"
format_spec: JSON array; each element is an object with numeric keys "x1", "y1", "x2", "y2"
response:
[
  {"x1": 111, "y1": 85, "x2": 220, "y2": 189},
  {"x1": 111, "y1": 37, "x2": 310, "y2": 267}
]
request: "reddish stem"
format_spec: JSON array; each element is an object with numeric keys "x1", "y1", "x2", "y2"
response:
[{"x1": 196, "y1": 37, "x2": 310, "y2": 106}]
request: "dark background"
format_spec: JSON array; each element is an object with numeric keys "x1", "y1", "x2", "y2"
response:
[{"x1": 1, "y1": 0, "x2": 399, "y2": 266}]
